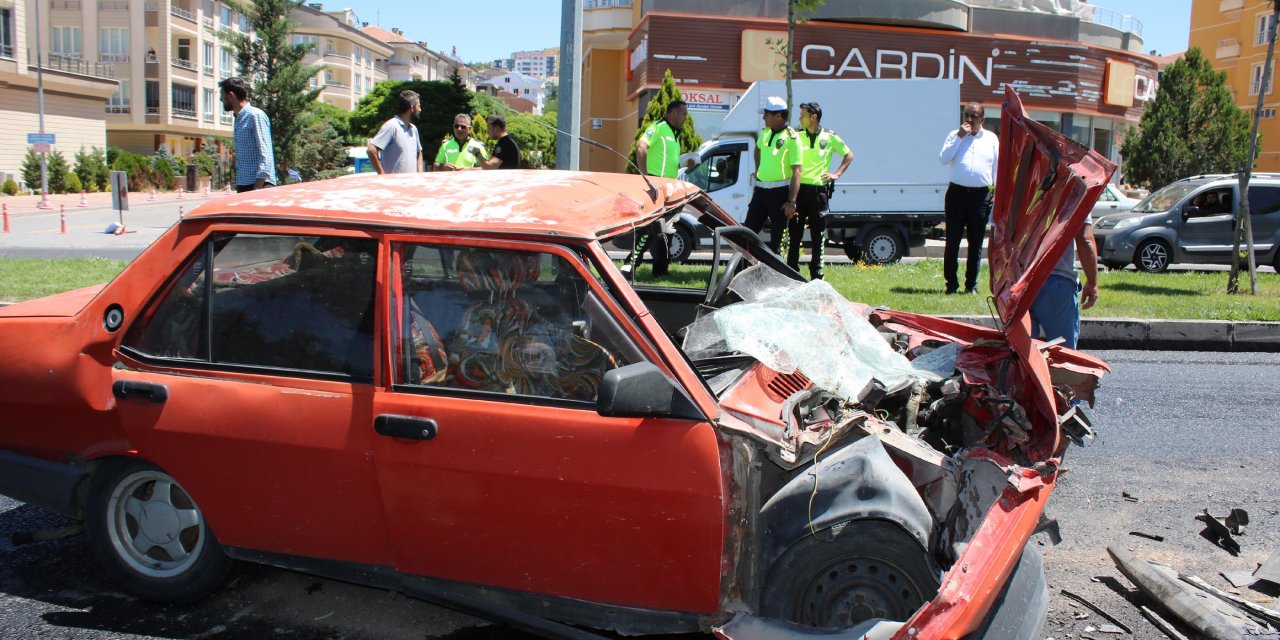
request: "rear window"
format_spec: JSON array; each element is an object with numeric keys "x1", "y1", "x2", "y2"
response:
[{"x1": 1248, "y1": 185, "x2": 1280, "y2": 215}]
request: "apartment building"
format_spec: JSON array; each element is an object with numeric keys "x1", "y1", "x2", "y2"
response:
[
  {"x1": 1190, "y1": 0, "x2": 1280, "y2": 171},
  {"x1": 512, "y1": 47, "x2": 556, "y2": 80},
  {"x1": 292, "y1": 4, "x2": 388, "y2": 110},
  {"x1": 1, "y1": 0, "x2": 119, "y2": 185},
  {"x1": 476, "y1": 71, "x2": 545, "y2": 114}
]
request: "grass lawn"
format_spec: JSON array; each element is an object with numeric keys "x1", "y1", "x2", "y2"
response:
[{"x1": 3, "y1": 257, "x2": 1279, "y2": 321}]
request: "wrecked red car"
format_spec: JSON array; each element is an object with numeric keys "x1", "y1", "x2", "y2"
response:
[{"x1": 0, "y1": 88, "x2": 1110, "y2": 639}]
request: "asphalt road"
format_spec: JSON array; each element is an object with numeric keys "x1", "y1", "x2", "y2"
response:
[{"x1": 1, "y1": 350, "x2": 1277, "y2": 639}]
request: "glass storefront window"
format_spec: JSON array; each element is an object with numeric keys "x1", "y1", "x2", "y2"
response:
[
  {"x1": 1069, "y1": 114, "x2": 1091, "y2": 147},
  {"x1": 1092, "y1": 117, "x2": 1115, "y2": 161}
]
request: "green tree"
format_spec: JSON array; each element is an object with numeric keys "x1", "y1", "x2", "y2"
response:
[
  {"x1": 765, "y1": 0, "x2": 826, "y2": 113},
  {"x1": 294, "y1": 103, "x2": 348, "y2": 180},
  {"x1": 1119, "y1": 47, "x2": 1251, "y2": 191},
  {"x1": 225, "y1": 0, "x2": 323, "y2": 178},
  {"x1": 20, "y1": 149, "x2": 42, "y2": 192},
  {"x1": 47, "y1": 150, "x2": 70, "y2": 194},
  {"x1": 350, "y1": 73, "x2": 473, "y2": 166},
  {"x1": 469, "y1": 92, "x2": 557, "y2": 169},
  {"x1": 627, "y1": 70, "x2": 703, "y2": 173}
]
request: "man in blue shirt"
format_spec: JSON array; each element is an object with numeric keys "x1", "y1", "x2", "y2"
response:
[{"x1": 219, "y1": 77, "x2": 277, "y2": 192}]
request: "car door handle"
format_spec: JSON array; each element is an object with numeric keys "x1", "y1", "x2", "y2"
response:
[
  {"x1": 374, "y1": 415, "x2": 438, "y2": 441},
  {"x1": 730, "y1": 193, "x2": 746, "y2": 199},
  {"x1": 112, "y1": 380, "x2": 168, "y2": 404}
]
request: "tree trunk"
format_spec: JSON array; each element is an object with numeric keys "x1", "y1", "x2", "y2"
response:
[{"x1": 1229, "y1": 3, "x2": 1276, "y2": 294}]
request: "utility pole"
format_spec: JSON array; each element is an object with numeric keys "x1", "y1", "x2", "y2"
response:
[
  {"x1": 34, "y1": 0, "x2": 51, "y2": 210},
  {"x1": 1229, "y1": 2, "x2": 1277, "y2": 294},
  {"x1": 555, "y1": 0, "x2": 582, "y2": 170}
]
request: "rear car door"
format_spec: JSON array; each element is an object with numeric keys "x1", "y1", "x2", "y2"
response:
[
  {"x1": 113, "y1": 229, "x2": 394, "y2": 566},
  {"x1": 370, "y1": 237, "x2": 727, "y2": 615}
]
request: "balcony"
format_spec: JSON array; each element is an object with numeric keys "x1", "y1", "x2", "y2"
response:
[
  {"x1": 325, "y1": 80, "x2": 350, "y2": 88},
  {"x1": 203, "y1": 63, "x2": 213, "y2": 75},
  {"x1": 203, "y1": 16, "x2": 214, "y2": 29},
  {"x1": 174, "y1": 107, "x2": 197, "y2": 120},
  {"x1": 146, "y1": 106, "x2": 160, "y2": 115},
  {"x1": 99, "y1": 1, "x2": 129, "y2": 11},
  {"x1": 203, "y1": 112, "x2": 214, "y2": 122},
  {"x1": 1, "y1": 44, "x2": 13, "y2": 60},
  {"x1": 324, "y1": 51, "x2": 350, "y2": 64},
  {"x1": 33, "y1": 52, "x2": 117, "y2": 79},
  {"x1": 1218, "y1": 37, "x2": 1241, "y2": 59},
  {"x1": 220, "y1": 112, "x2": 232, "y2": 125},
  {"x1": 51, "y1": 0, "x2": 83, "y2": 9},
  {"x1": 105, "y1": 105, "x2": 131, "y2": 114},
  {"x1": 1221, "y1": 0, "x2": 1244, "y2": 10},
  {"x1": 171, "y1": 5, "x2": 195, "y2": 21},
  {"x1": 172, "y1": 57, "x2": 196, "y2": 71}
]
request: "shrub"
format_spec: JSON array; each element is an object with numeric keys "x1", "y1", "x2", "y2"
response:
[
  {"x1": 2, "y1": 179, "x2": 17, "y2": 196},
  {"x1": 112, "y1": 150, "x2": 154, "y2": 191},
  {"x1": 21, "y1": 149, "x2": 42, "y2": 191},
  {"x1": 67, "y1": 172, "x2": 83, "y2": 193},
  {"x1": 47, "y1": 150, "x2": 70, "y2": 194}
]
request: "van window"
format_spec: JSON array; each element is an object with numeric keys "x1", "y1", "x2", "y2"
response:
[
  {"x1": 1247, "y1": 186, "x2": 1280, "y2": 215},
  {"x1": 687, "y1": 151, "x2": 740, "y2": 193}
]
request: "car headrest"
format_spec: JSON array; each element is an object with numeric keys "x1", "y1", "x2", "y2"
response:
[{"x1": 455, "y1": 249, "x2": 541, "y2": 295}]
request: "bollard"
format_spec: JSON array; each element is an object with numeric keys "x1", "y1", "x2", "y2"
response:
[
  {"x1": 224, "y1": 182, "x2": 232, "y2": 194},
  {"x1": 177, "y1": 186, "x2": 185, "y2": 200},
  {"x1": 178, "y1": 205, "x2": 184, "y2": 219},
  {"x1": 78, "y1": 191, "x2": 88, "y2": 207},
  {"x1": 203, "y1": 184, "x2": 210, "y2": 197},
  {"x1": 2, "y1": 203, "x2": 9, "y2": 233},
  {"x1": 37, "y1": 192, "x2": 52, "y2": 210},
  {"x1": 60, "y1": 205, "x2": 66, "y2": 234},
  {"x1": 148, "y1": 187, "x2": 156, "y2": 201}
]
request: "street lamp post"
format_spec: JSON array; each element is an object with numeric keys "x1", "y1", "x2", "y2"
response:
[{"x1": 34, "y1": 0, "x2": 51, "y2": 210}]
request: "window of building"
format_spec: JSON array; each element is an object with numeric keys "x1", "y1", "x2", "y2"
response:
[
  {"x1": 51, "y1": 26, "x2": 82, "y2": 56},
  {"x1": 1257, "y1": 12, "x2": 1277, "y2": 46},
  {"x1": 0, "y1": 8, "x2": 12, "y2": 59},
  {"x1": 1251, "y1": 61, "x2": 1275, "y2": 95},
  {"x1": 145, "y1": 80, "x2": 160, "y2": 114},
  {"x1": 203, "y1": 88, "x2": 214, "y2": 122},
  {"x1": 173, "y1": 83, "x2": 197, "y2": 118},
  {"x1": 239, "y1": 14, "x2": 249, "y2": 31},
  {"x1": 124, "y1": 234, "x2": 379, "y2": 380},
  {"x1": 1092, "y1": 117, "x2": 1115, "y2": 160},
  {"x1": 203, "y1": 41, "x2": 214, "y2": 75},
  {"x1": 220, "y1": 46, "x2": 233, "y2": 79},
  {"x1": 100, "y1": 27, "x2": 130, "y2": 62},
  {"x1": 176, "y1": 38, "x2": 191, "y2": 64},
  {"x1": 220, "y1": 5, "x2": 231, "y2": 27},
  {"x1": 292, "y1": 34, "x2": 317, "y2": 51},
  {"x1": 107, "y1": 79, "x2": 131, "y2": 113}
]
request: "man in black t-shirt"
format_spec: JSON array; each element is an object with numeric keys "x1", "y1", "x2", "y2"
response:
[{"x1": 482, "y1": 115, "x2": 521, "y2": 170}]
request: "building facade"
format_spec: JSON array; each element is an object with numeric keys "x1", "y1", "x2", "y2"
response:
[
  {"x1": 1189, "y1": 0, "x2": 1280, "y2": 171},
  {"x1": 1, "y1": 0, "x2": 119, "y2": 186},
  {"x1": 578, "y1": 0, "x2": 1159, "y2": 173},
  {"x1": 292, "y1": 4, "x2": 389, "y2": 111},
  {"x1": 476, "y1": 71, "x2": 546, "y2": 114},
  {"x1": 512, "y1": 47, "x2": 557, "y2": 80}
]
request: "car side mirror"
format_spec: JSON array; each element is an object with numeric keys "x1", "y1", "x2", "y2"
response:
[
  {"x1": 597, "y1": 362, "x2": 703, "y2": 420},
  {"x1": 1183, "y1": 205, "x2": 1199, "y2": 218}
]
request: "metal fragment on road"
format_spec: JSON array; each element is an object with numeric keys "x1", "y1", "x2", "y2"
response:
[
  {"x1": 1180, "y1": 574, "x2": 1280, "y2": 626},
  {"x1": 1197, "y1": 509, "x2": 1248, "y2": 555},
  {"x1": 1257, "y1": 550, "x2": 1280, "y2": 586},
  {"x1": 1060, "y1": 588, "x2": 1134, "y2": 634},
  {"x1": 1130, "y1": 531, "x2": 1165, "y2": 542},
  {"x1": 1140, "y1": 605, "x2": 1191, "y2": 640},
  {"x1": 1107, "y1": 545, "x2": 1274, "y2": 640},
  {"x1": 1097, "y1": 623, "x2": 1126, "y2": 634},
  {"x1": 1122, "y1": 491, "x2": 1139, "y2": 502},
  {"x1": 1222, "y1": 570, "x2": 1257, "y2": 589}
]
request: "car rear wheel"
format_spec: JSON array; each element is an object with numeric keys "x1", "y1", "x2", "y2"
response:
[
  {"x1": 86, "y1": 459, "x2": 232, "y2": 603},
  {"x1": 760, "y1": 520, "x2": 940, "y2": 629},
  {"x1": 1134, "y1": 239, "x2": 1171, "y2": 273}
]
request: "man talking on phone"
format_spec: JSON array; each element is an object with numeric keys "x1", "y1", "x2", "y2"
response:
[{"x1": 938, "y1": 102, "x2": 998, "y2": 295}]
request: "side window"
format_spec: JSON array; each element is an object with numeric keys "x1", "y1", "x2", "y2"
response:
[
  {"x1": 125, "y1": 233, "x2": 378, "y2": 379},
  {"x1": 687, "y1": 152, "x2": 740, "y2": 193},
  {"x1": 1098, "y1": 188, "x2": 1117, "y2": 202},
  {"x1": 393, "y1": 244, "x2": 645, "y2": 403},
  {"x1": 1248, "y1": 186, "x2": 1280, "y2": 215}
]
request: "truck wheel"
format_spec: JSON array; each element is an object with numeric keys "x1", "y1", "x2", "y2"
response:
[
  {"x1": 667, "y1": 225, "x2": 695, "y2": 263},
  {"x1": 841, "y1": 237, "x2": 862, "y2": 262},
  {"x1": 861, "y1": 226, "x2": 905, "y2": 265},
  {"x1": 1134, "y1": 239, "x2": 1171, "y2": 273},
  {"x1": 86, "y1": 459, "x2": 233, "y2": 603},
  {"x1": 761, "y1": 520, "x2": 939, "y2": 629}
]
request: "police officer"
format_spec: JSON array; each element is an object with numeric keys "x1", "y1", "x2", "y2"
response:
[
  {"x1": 622, "y1": 100, "x2": 688, "y2": 279},
  {"x1": 434, "y1": 113, "x2": 488, "y2": 171},
  {"x1": 744, "y1": 97, "x2": 802, "y2": 255},
  {"x1": 790, "y1": 101, "x2": 853, "y2": 280}
]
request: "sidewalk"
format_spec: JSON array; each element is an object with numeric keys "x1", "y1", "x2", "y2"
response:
[{"x1": 0, "y1": 186, "x2": 231, "y2": 216}]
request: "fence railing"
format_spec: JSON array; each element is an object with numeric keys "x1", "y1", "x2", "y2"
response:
[
  {"x1": 171, "y1": 57, "x2": 195, "y2": 71},
  {"x1": 170, "y1": 5, "x2": 195, "y2": 21},
  {"x1": 173, "y1": 107, "x2": 197, "y2": 119},
  {"x1": 1089, "y1": 7, "x2": 1142, "y2": 37},
  {"x1": 105, "y1": 105, "x2": 131, "y2": 114},
  {"x1": 99, "y1": 1, "x2": 129, "y2": 11},
  {"x1": 31, "y1": 52, "x2": 117, "y2": 79}
]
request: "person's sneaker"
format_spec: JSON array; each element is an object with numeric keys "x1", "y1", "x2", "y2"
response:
[
  {"x1": 966, "y1": 288, "x2": 979, "y2": 295},
  {"x1": 945, "y1": 289, "x2": 958, "y2": 295},
  {"x1": 620, "y1": 263, "x2": 634, "y2": 281}
]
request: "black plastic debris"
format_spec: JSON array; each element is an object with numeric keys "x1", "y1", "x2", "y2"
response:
[{"x1": 1197, "y1": 508, "x2": 1250, "y2": 555}]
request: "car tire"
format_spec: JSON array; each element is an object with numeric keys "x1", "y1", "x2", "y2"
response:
[
  {"x1": 760, "y1": 520, "x2": 940, "y2": 629},
  {"x1": 859, "y1": 226, "x2": 905, "y2": 265},
  {"x1": 1134, "y1": 239, "x2": 1171, "y2": 273},
  {"x1": 85, "y1": 459, "x2": 232, "y2": 603},
  {"x1": 667, "y1": 225, "x2": 695, "y2": 263}
]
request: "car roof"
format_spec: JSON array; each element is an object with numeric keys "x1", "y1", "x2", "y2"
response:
[
  {"x1": 184, "y1": 171, "x2": 700, "y2": 239},
  {"x1": 1175, "y1": 173, "x2": 1280, "y2": 185}
]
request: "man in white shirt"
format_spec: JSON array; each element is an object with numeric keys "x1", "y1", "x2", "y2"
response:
[
  {"x1": 938, "y1": 103, "x2": 999, "y2": 295},
  {"x1": 367, "y1": 90, "x2": 423, "y2": 174}
]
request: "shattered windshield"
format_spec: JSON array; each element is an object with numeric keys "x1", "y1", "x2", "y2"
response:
[{"x1": 681, "y1": 255, "x2": 943, "y2": 404}]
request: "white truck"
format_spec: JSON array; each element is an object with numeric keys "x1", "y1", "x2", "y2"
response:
[{"x1": 675, "y1": 78, "x2": 961, "y2": 264}]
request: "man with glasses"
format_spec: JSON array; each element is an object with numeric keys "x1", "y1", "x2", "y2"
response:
[
  {"x1": 791, "y1": 102, "x2": 853, "y2": 280},
  {"x1": 938, "y1": 102, "x2": 998, "y2": 294},
  {"x1": 434, "y1": 113, "x2": 488, "y2": 171}
]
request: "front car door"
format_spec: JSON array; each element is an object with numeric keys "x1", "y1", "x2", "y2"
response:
[
  {"x1": 1178, "y1": 186, "x2": 1238, "y2": 263},
  {"x1": 687, "y1": 143, "x2": 750, "y2": 223},
  {"x1": 370, "y1": 236, "x2": 727, "y2": 617},
  {"x1": 113, "y1": 228, "x2": 394, "y2": 565}
]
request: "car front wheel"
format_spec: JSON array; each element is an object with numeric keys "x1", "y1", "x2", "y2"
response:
[
  {"x1": 859, "y1": 226, "x2": 905, "y2": 265},
  {"x1": 760, "y1": 520, "x2": 939, "y2": 629},
  {"x1": 1134, "y1": 239, "x2": 1171, "y2": 273},
  {"x1": 86, "y1": 459, "x2": 232, "y2": 603}
]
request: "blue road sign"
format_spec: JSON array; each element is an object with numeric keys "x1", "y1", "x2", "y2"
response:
[{"x1": 27, "y1": 133, "x2": 56, "y2": 145}]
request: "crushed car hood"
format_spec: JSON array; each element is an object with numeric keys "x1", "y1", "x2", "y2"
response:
[{"x1": 989, "y1": 86, "x2": 1116, "y2": 329}]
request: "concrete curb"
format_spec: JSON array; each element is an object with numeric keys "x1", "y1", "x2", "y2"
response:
[{"x1": 943, "y1": 315, "x2": 1280, "y2": 352}]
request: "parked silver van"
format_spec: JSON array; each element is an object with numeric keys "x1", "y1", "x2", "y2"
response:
[{"x1": 1092, "y1": 174, "x2": 1280, "y2": 273}]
